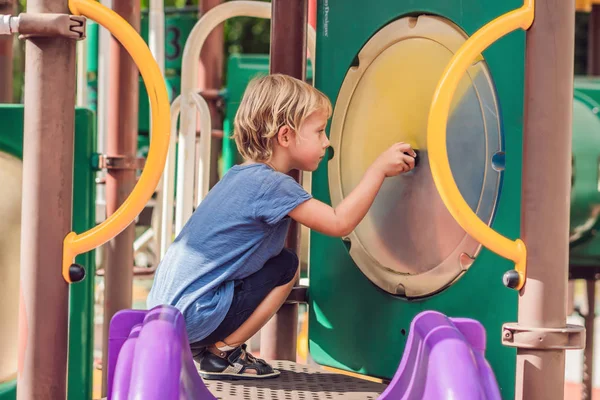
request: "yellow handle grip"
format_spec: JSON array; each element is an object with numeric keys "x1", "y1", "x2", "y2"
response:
[
  {"x1": 427, "y1": 0, "x2": 534, "y2": 290},
  {"x1": 63, "y1": 0, "x2": 170, "y2": 283}
]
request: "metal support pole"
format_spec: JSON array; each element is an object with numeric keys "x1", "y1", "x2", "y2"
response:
[
  {"x1": 581, "y1": 8, "x2": 600, "y2": 398},
  {"x1": 16, "y1": 0, "x2": 76, "y2": 398},
  {"x1": 515, "y1": 0, "x2": 575, "y2": 398},
  {"x1": 583, "y1": 279, "x2": 596, "y2": 400},
  {"x1": 95, "y1": 0, "x2": 112, "y2": 222},
  {"x1": 589, "y1": 5, "x2": 600, "y2": 75},
  {"x1": 0, "y1": 0, "x2": 15, "y2": 102},
  {"x1": 259, "y1": 0, "x2": 307, "y2": 362},
  {"x1": 199, "y1": 0, "x2": 223, "y2": 189},
  {"x1": 100, "y1": 0, "x2": 140, "y2": 395}
]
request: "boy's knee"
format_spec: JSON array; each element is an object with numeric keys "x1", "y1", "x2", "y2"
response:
[
  {"x1": 280, "y1": 248, "x2": 298, "y2": 264},
  {"x1": 278, "y1": 248, "x2": 299, "y2": 285},
  {"x1": 261, "y1": 248, "x2": 299, "y2": 286},
  {"x1": 285, "y1": 263, "x2": 300, "y2": 286}
]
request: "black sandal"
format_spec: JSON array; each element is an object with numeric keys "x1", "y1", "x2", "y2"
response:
[{"x1": 197, "y1": 344, "x2": 280, "y2": 380}]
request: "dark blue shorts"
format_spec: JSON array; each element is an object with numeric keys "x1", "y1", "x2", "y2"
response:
[{"x1": 189, "y1": 248, "x2": 298, "y2": 355}]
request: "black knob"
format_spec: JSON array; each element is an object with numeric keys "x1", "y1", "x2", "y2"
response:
[
  {"x1": 503, "y1": 269, "x2": 520, "y2": 289},
  {"x1": 69, "y1": 263, "x2": 86, "y2": 283},
  {"x1": 405, "y1": 150, "x2": 420, "y2": 168},
  {"x1": 413, "y1": 150, "x2": 420, "y2": 168}
]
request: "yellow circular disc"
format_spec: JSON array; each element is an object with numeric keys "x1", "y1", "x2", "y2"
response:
[{"x1": 328, "y1": 15, "x2": 502, "y2": 297}]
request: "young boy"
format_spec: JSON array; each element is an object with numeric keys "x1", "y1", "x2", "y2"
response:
[{"x1": 147, "y1": 74, "x2": 416, "y2": 380}]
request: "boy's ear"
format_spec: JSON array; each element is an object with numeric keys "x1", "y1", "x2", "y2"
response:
[{"x1": 277, "y1": 125, "x2": 292, "y2": 148}]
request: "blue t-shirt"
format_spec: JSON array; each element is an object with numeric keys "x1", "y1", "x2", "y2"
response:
[{"x1": 146, "y1": 163, "x2": 312, "y2": 343}]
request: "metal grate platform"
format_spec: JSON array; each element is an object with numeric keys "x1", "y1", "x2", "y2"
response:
[{"x1": 203, "y1": 361, "x2": 387, "y2": 400}]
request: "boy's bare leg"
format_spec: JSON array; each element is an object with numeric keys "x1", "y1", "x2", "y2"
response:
[{"x1": 215, "y1": 267, "x2": 299, "y2": 352}]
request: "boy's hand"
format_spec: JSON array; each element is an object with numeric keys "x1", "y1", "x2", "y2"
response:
[
  {"x1": 290, "y1": 142, "x2": 417, "y2": 237},
  {"x1": 373, "y1": 142, "x2": 417, "y2": 177}
]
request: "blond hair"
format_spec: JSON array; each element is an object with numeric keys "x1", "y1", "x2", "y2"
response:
[{"x1": 232, "y1": 73, "x2": 332, "y2": 162}]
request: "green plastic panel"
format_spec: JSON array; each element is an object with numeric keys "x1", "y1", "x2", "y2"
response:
[
  {"x1": 222, "y1": 54, "x2": 313, "y2": 173},
  {"x1": 570, "y1": 76, "x2": 600, "y2": 263},
  {"x1": 570, "y1": 90, "x2": 600, "y2": 264},
  {"x1": 0, "y1": 381, "x2": 15, "y2": 400},
  {"x1": 0, "y1": 106, "x2": 23, "y2": 158},
  {"x1": 574, "y1": 75, "x2": 600, "y2": 104},
  {"x1": 570, "y1": 93, "x2": 600, "y2": 233},
  {"x1": 309, "y1": 1, "x2": 525, "y2": 398},
  {"x1": 140, "y1": 11, "x2": 199, "y2": 71},
  {"x1": 67, "y1": 108, "x2": 98, "y2": 400},
  {"x1": 0, "y1": 105, "x2": 97, "y2": 400},
  {"x1": 85, "y1": 14, "x2": 189, "y2": 133},
  {"x1": 86, "y1": 22, "x2": 99, "y2": 113},
  {"x1": 222, "y1": 55, "x2": 271, "y2": 171}
]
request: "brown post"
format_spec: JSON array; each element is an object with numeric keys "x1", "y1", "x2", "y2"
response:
[
  {"x1": 199, "y1": 0, "x2": 223, "y2": 188},
  {"x1": 588, "y1": 5, "x2": 600, "y2": 75},
  {"x1": 0, "y1": 0, "x2": 15, "y2": 102},
  {"x1": 16, "y1": 0, "x2": 76, "y2": 397},
  {"x1": 259, "y1": 0, "x2": 307, "y2": 362},
  {"x1": 582, "y1": 279, "x2": 596, "y2": 400},
  {"x1": 100, "y1": 0, "x2": 140, "y2": 395},
  {"x1": 515, "y1": 0, "x2": 575, "y2": 398}
]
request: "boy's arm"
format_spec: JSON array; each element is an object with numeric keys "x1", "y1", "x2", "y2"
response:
[
  {"x1": 289, "y1": 142, "x2": 416, "y2": 237},
  {"x1": 289, "y1": 166, "x2": 385, "y2": 237}
]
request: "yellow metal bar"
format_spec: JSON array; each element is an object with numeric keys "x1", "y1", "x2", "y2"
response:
[
  {"x1": 427, "y1": 0, "x2": 534, "y2": 290},
  {"x1": 576, "y1": 0, "x2": 600, "y2": 12},
  {"x1": 62, "y1": 0, "x2": 170, "y2": 283},
  {"x1": 576, "y1": 0, "x2": 590, "y2": 12}
]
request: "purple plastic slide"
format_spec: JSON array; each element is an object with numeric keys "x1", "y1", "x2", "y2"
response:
[
  {"x1": 107, "y1": 306, "x2": 216, "y2": 400},
  {"x1": 106, "y1": 307, "x2": 501, "y2": 399},
  {"x1": 380, "y1": 310, "x2": 502, "y2": 400}
]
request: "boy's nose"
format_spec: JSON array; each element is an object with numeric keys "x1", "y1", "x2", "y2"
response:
[{"x1": 323, "y1": 136, "x2": 330, "y2": 148}]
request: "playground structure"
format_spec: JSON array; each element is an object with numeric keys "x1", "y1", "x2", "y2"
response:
[{"x1": 1, "y1": 0, "x2": 600, "y2": 398}]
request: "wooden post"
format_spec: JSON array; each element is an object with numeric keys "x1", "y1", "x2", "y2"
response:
[{"x1": 199, "y1": 0, "x2": 223, "y2": 188}]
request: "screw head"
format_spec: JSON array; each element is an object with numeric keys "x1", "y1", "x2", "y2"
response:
[{"x1": 503, "y1": 270, "x2": 520, "y2": 289}]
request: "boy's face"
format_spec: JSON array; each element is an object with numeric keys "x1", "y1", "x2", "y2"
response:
[{"x1": 290, "y1": 111, "x2": 330, "y2": 171}]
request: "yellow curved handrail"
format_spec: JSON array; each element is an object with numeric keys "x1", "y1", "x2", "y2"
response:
[
  {"x1": 62, "y1": 0, "x2": 170, "y2": 283},
  {"x1": 427, "y1": 0, "x2": 534, "y2": 290}
]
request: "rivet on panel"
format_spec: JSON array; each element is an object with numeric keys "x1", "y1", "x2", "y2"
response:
[
  {"x1": 327, "y1": 146, "x2": 335, "y2": 161},
  {"x1": 491, "y1": 151, "x2": 505, "y2": 172},
  {"x1": 459, "y1": 252, "x2": 475, "y2": 270}
]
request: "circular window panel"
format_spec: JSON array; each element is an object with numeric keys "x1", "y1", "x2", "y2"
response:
[{"x1": 328, "y1": 15, "x2": 502, "y2": 298}]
